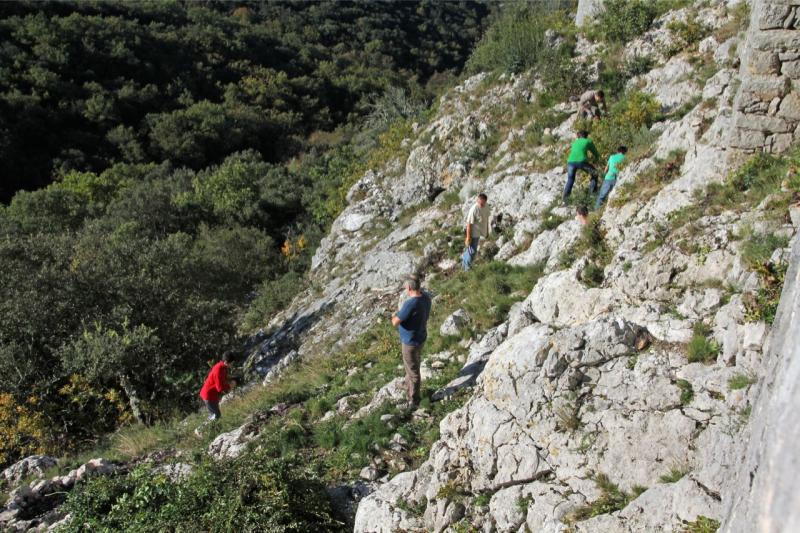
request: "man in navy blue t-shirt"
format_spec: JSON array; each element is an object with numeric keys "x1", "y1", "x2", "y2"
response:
[{"x1": 391, "y1": 276, "x2": 432, "y2": 408}]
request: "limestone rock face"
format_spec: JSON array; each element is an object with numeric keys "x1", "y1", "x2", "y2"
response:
[
  {"x1": 2, "y1": 456, "x2": 57, "y2": 486},
  {"x1": 575, "y1": 0, "x2": 605, "y2": 27},
  {"x1": 722, "y1": 236, "x2": 800, "y2": 532}
]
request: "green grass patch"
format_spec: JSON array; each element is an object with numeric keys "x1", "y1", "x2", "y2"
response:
[
  {"x1": 560, "y1": 215, "x2": 613, "y2": 287},
  {"x1": 728, "y1": 373, "x2": 757, "y2": 391},
  {"x1": 687, "y1": 323, "x2": 720, "y2": 364},
  {"x1": 568, "y1": 473, "x2": 640, "y2": 521},
  {"x1": 659, "y1": 466, "x2": 689, "y2": 483},
  {"x1": 611, "y1": 150, "x2": 685, "y2": 207},
  {"x1": 682, "y1": 515, "x2": 721, "y2": 533},
  {"x1": 676, "y1": 379, "x2": 694, "y2": 405},
  {"x1": 669, "y1": 147, "x2": 800, "y2": 230}
]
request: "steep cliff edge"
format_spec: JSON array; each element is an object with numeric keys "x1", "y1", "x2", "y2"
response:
[{"x1": 723, "y1": 232, "x2": 800, "y2": 532}]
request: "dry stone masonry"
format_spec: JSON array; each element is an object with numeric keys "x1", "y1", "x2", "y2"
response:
[{"x1": 729, "y1": 0, "x2": 800, "y2": 153}]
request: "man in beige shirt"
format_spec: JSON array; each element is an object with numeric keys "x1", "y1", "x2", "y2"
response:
[
  {"x1": 578, "y1": 89, "x2": 607, "y2": 120},
  {"x1": 462, "y1": 193, "x2": 490, "y2": 271}
]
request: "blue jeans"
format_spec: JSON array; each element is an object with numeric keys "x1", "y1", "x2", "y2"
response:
[
  {"x1": 595, "y1": 178, "x2": 616, "y2": 210},
  {"x1": 563, "y1": 162, "x2": 598, "y2": 201},
  {"x1": 462, "y1": 237, "x2": 480, "y2": 271}
]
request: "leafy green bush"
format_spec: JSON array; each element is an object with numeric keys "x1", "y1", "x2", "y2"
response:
[
  {"x1": 579, "y1": 91, "x2": 662, "y2": 161},
  {"x1": 466, "y1": 3, "x2": 585, "y2": 99},
  {"x1": 589, "y1": 0, "x2": 662, "y2": 44},
  {"x1": 667, "y1": 18, "x2": 711, "y2": 50},
  {"x1": 63, "y1": 454, "x2": 341, "y2": 532}
]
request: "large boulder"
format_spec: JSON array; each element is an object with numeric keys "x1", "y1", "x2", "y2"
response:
[
  {"x1": 439, "y1": 308, "x2": 471, "y2": 337},
  {"x1": 2, "y1": 455, "x2": 58, "y2": 486}
]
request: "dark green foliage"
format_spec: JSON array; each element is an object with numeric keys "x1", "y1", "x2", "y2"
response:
[
  {"x1": 467, "y1": 2, "x2": 587, "y2": 100},
  {"x1": 63, "y1": 454, "x2": 342, "y2": 532},
  {"x1": 0, "y1": 1, "x2": 491, "y2": 465},
  {"x1": 589, "y1": 0, "x2": 671, "y2": 44},
  {"x1": 0, "y1": 1, "x2": 490, "y2": 201}
]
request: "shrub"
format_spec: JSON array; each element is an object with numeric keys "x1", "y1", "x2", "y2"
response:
[
  {"x1": 666, "y1": 17, "x2": 711, "y2": 52},
  {"x1": 63, "y1": 454, "x2": 341, "y2": 532},
  {"x1": 589, "y1": 0, "x2": 662, "y2": 44},
  {"x1": 467, "y1": 2, "x2": 575, "y2": 75},
  {"x1": 581, "y1": 91, "x2": 662, "y2": 162},
  {"x1": 744, "y1": 262, "x2": 787, "y2": 325},
  {"x1": 0, "y1": 393, "x2": 53, "y2": 467},
  {"x1": 241, "y1": 271, "x2": 306, "y2": 332}
]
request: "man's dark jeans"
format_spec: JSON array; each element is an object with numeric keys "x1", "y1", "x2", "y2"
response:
[
  {"x1": 563, "y1": 162, "x2": 598, "y2": 201},
  {"x1": 204, "y1": 400, "x2": 221, "y2": 421}
]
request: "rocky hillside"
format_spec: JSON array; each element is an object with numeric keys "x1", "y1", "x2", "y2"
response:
[{"x1": 3, "y1": 0, "x2": 800, "y2": 531}]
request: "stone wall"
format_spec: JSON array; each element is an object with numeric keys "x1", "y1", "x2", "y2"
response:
[
  {"x1": 729, "y1": 0, "x2": 800, "y2": 152},
  {"x1": 722, "y1": 220, "x2": 800, "y2": 531}
]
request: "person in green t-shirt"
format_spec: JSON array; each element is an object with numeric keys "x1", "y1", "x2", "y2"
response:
[
  {"x1": 563, "y1": 130, "x2": 600, "y2": 203},
  {"x1": 594, "y1": 146, "x2": 628, "y2": 210}
]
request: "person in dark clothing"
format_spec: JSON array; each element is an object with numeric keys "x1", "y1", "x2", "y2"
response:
[{"x1": 390, "y1": 276, "x2": 432, "y2": 409}]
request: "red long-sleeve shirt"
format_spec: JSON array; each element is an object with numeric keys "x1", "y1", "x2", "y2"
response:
[{"x1": 199, "y1": 361, "x2": 230, "y2": 402}]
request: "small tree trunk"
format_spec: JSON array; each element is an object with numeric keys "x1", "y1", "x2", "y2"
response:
[{"x1": 119, "y1": 374, "x2": 144, "y2": 424}]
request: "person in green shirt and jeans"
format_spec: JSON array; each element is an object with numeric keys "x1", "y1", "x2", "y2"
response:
[
  {"x1": 594, "y1": 145, "x2": 627, "y2": 210},
  {"x1": 563, "y1": 130, "x2": 600, "y2": 203}
]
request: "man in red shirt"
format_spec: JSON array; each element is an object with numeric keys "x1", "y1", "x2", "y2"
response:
[{"x1": 199, "y1": 351, "x2": 234, "y2": 422}]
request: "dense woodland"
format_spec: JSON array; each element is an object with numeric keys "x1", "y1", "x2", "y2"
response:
[{"x1": 0, "y1": 0, "x2": 492, "y2": 465}]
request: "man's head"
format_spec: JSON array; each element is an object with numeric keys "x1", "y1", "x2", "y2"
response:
[
  {"x1": 576, "y1": 205, "x2": 588, "y2": 218},
  {"x1": 595, "y1": 90, "x2": 605, "y2": 101},
  {"x1": 477, "y1": 193, "x2": 487, "y2": 208},
  {"x1": 618, "y1": 145, "x2": 628, "y2": 154},
  {"x1": 404, "y1": 275, "x2": 421, "y2": 294},
  {"x1": 577, "y1": 130, "x2": 588, "y2": 139},
  {"x1": 222, "y1": 350, "x2": 235, "y2": 364}
]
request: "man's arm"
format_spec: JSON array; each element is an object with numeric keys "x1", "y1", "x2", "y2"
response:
[
  {"x1": 219, "y1": 365, "x2": 231, "y2": 393},
  {"x1": 392, "y1": 299, "x2": 412, "y2": 326},
  {"x1": 465, "y1": 205, "x2": 476, "y2": 245}
]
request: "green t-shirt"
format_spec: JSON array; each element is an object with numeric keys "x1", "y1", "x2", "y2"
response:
[
  {"x1": 567, "y1": 138, "x2": 599, "y2": 163},
  {"x1": 604, "y1": 153, "x2": 625, "y2": 180}
]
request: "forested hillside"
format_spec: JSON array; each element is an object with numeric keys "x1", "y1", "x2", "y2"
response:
[{"x1": 0, "y1": 0, "x2": 490, "y2": 466}]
